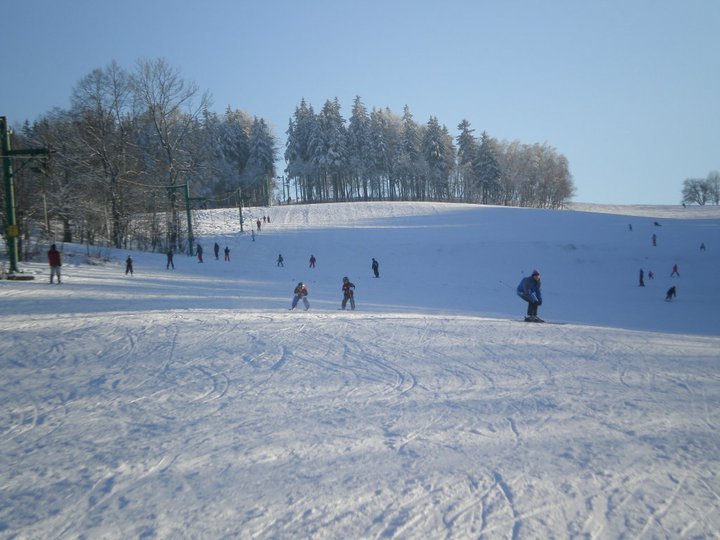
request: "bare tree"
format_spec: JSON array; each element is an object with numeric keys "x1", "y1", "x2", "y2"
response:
[{"x1": 132, "y1": 58, "x2": 212, "y2": 251}]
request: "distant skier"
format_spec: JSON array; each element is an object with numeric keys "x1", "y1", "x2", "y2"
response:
[
  {"x1": 638, "y1": 269, "x2": 645, "y2": 287},
  {"x1": 224, "y1": 246, "x2": 230, "y2": 261},
  {"x1": 517, "y1": 270, "x2": 543, "y2": 322},
  {"x1": 309, "y1": 255, "x2": 316, "y2": 268},
  {"x1": 47, "y1": 243, "x2": 62, "y2": 284},
  {"x1": 648, "y1": 270, "x2": 654, "y2": 280},
  {"x1": 251, "y1": 229, "x2": 255, "y2": 242},
  {"x1": 652, "y1": 233, "x2": 657, "y2": 246},
  {"x1": 125, "y1": 256, "x2": 134, "y2": 276},
  {"x1": 214, "y1": 242, "x2": 220, "y2": 260},
  {"x1": 290, "y1": 282, "x2": 310, "y2": 311},
  {"x1": 196, "y1": 244, "x2": 204, "y2": 263},
  {"x1": 700, "y1": 242, "x2": 706, "y2": 251},
  {"x1": 671, "y1": 264, "x2": 680, "y2": 277},
  {"x1": 665, "y1": 286, "x2": 677, "y2": 301},
  {"x1": 371, "y1": 258, "x2": 379, "y2": 278},
  {"x1": 166, "y1": 249, "x2": 174, "y2": 270},
  {"x1": 277, "y1": 254, "x2": 284, "y2": 267},
  {"x1": 256, "y1": 219, "x2": 261, "y2": 232},
  {"x1": 341, "y1": 276, "x2": 356, "y2": 310}
]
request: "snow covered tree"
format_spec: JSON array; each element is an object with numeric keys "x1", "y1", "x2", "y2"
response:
[
  {"x1": 456, "y1": 119, "x2": 479, "y2": 202},
  {"x1": 347, "y1": 96, "x2": 371, "y2": 199},
  {"x1": 132, "y1": 58, "x2": 212, "y2": 250}
]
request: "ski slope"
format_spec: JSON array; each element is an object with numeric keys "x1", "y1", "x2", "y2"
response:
[{"x1": 1, "y1": 201, "x2": 719, "y2": 538}]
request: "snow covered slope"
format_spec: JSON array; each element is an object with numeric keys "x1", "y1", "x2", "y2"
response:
[{"x1": 1, "y1": 202, "x2": 718, "y2": 538}]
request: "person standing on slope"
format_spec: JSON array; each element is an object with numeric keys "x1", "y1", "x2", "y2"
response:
[
  {"x1": 341, "y1": 276, "x2": 356, "y2": 310},
  {"x1": 290, "y1": 282, "x2": 310, "y2": 311},
  {"x1": 47, "y1": 243, "x2": 62, "y2": 284},
  {"x1": 517, "y1": 270, "x2": 543, "y2": 322},
  {"x1": 371, "y1": 258, "x2": 379, "y2": 278}
]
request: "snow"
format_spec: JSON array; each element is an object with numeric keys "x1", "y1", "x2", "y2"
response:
[{"x1": 1, "y1": 201, "x2": 719, "y2": 538}]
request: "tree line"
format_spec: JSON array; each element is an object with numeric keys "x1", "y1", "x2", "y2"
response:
[
  {"x1": 8, "y1": 58, "x2": 276, "y2": 254},
  {"x1": 681, "y1": 172, "x2": 720, "y2": 205},
  {"x1": 285, "y1": 97, "x2": 575, "y2": 208},
  {"x1": 4, "y1": 58, "x2": 576, "y2": 258}
]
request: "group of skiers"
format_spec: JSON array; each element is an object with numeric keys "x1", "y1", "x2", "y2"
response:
[{"x1": 288, "y1": 276, "x2": 357, "y2": 312}]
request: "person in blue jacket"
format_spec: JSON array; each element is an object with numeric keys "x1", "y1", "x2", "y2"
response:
[{"x1": 517, "y1": 269, "x2": 543, "y2": 322}]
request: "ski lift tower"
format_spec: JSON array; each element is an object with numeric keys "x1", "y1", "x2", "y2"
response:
[{"x1": 1, "y1": 116, "x2": 53, "y2": 275}]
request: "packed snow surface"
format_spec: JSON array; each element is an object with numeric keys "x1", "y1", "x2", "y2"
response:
[{"x1": 1, "y1": 201, "x2": 719, "y2": 539}]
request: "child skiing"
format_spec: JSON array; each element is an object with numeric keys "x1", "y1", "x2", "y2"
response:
[
  {"x1": 341, "y1": 276, "x2": 356, "y2": 310},
  {"x1": 290, "y1": 282, "x2": 309, "y2": 311},
  {"x1": 517, "y1": 270, "x2": 543, "y2": 322}
]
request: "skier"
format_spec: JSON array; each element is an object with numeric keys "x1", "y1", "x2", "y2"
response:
[
  {"x1": 256, "y1": 219, "x2": 261, "y2": 232},
  {"x1": 196, "y1": 244, "x2": 204, "y2": 263},
  {"x1": 47, "y1": 243, "x2": 62, "y2": 284},
  {"x1": 166, "y1": 249, "x2": 174, "y2": 270},
  {"x1": 214, "y1": 242, "x2": 220, "y2": 260},
  {"x1": 251, "y1": 229, "x2": 255, "y2": 242},
  {"x1": 665, "y1": 286, "x2": 677, "y2": 301},
  {"x1": 638, "y1": 269, "x2": 645, "y2": 287},
  {"x1": 277, "y1": 254, "x2": 284, "y2": 267},
  {"x1": 671, "y1": 264, "x2": 680, "y2": 277},
  {"x1": 700, "y1": 242, "x2": 706, "y2": 251},
  {"x1": 517, "y1": 270, "x2": 543, "y2": 322},
  {"x1": 309, "y1": 254, "x2": 316, "y2": 268},
  {"x1": 290, "y1": 282, "x2": 310, "y2": 311},
  {"x1": 341, "y1": 276, "x2": 356, "y2": 310},
  {"x1": 652, "y1": 233, "x2": 657, "y2": 247},
  {"x1": 648, "y1": 270, "x2": 654, "y2": 280},
  {"x1": 371, "y1": 257, "x2": 379, "y2": 278},
  {"x1": 125, "y1": 256, "x2": 134, "y2": 276},
  {"x1": 224, "y1": 246, "x2": 230, "y2": 261}
]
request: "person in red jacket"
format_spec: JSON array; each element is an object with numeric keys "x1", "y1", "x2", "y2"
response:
[
  {"x1": 341, "y1": 276, "x2": 356, "y2": 310},
  {"x1": 47, "y1": 244, "x2": 62, "y2": 284},
  {"x1": 290, "y1": 282, "x2": 309, "y2": 311}
]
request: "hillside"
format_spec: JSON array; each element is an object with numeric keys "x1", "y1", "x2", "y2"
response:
[{"x1": 1, "y1": 202, "x2": 718, "y2": 538}]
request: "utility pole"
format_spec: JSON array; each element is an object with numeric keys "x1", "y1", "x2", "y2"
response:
[{"x1": 1, "y1": 116, "x2": 52, "y2": 274}]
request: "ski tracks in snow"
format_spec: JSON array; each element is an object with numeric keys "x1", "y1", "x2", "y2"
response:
[{"x1": 1, "y1": 310, "x2": 720, "y2": 537}]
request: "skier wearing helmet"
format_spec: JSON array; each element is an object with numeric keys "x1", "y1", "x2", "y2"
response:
[
  {"x1": 290, "y1": 282, "x2": 310, "y2": 311},
  {"x1": 517, "y1": 270, "x2": 543, "y2": 322},
  {"x1": 341, "y1": 276, "x2": 356, "y2": 310}
]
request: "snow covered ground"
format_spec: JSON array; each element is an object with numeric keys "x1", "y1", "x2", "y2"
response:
[{"x1": 1, "y1": 201, "x2": 719, "y2": 538}]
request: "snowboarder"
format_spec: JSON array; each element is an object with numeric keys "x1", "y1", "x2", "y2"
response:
[
  {"x1": 341, "y1": 276, "x2": 356, "y2": 310},
  {"x1": 196, "y1": 244, "x2": 204, "y2": 263},
  {"x1": 125, "y1": 256, "x2": 134, "y2": 276},
  {"x1": 166, "y1": 249, "x2": 174, "y2": 270},
  {"x1": 290, "y1": 282, "x2": 310, "y2": 311},
  {"x1": 517, "y1": 269, "x2": 543, "y2": 322},
  {"x1": 371, "y1": 258, "x2": 379, "y2": 278},
  {"x1": 638, "y1": 269, "x2": 644, "y2": 287},
  {"x1": 671, "y1": 264, "x2": 679, "y2": 277},
  {"x1": 224, "y1": 246, "x2": 230, "y2": 261},
  {"x1": 47, "y1": 244, "x2": 62, "y2": 284},
  {"x1": 214, "y1": 242, "x2": 220, "y2": 260},
  {"x1": 665, "y1": 286, "x2": 677, "y2": 301},
  {"x1": 309, "y1": 255, "x2": 316, "y2": 268},
  {"x1": 277, "y1": 254, "x2": 284, "y2": 267}
]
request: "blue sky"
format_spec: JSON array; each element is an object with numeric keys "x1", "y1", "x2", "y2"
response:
[{"x1": 3, "y1": 0, "x2": 718, "y2": 205}]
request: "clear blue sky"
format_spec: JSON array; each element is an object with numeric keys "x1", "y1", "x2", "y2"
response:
[{"x1": 3, "y1": 0, "x2": 718, "y2": 205}]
